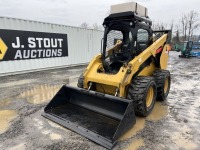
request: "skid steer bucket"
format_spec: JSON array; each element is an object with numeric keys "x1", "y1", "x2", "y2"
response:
[{"x1": 42, "y1": 85, "x2": 136, "y2": 149}]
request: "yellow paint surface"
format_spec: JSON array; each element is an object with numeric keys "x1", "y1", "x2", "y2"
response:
[
  {"x1": 125, "y1": 138, "x2": 144, "y2": 150},
  {"x1": 120, "y1": 117, "x2": 145, "y2": 140},
  {"x1": 147, "y1": 102, "x2": 168, "y2": 121},
  {"x1": 0, "y1": 110, "x2": 18, "y2": 134},
  {"x1": 19, "y1": 85, "x2": 61, "y2": 104}
]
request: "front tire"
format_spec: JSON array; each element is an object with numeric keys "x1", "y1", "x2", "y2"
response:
[
  {"x1": 127, "y1": 76, "x2": 157, "y2": 117},
  {"x1": 77, "y1": 73, "x2": 84, "y2": 88}
]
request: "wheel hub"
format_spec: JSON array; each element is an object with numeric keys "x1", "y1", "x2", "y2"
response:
[{"x1": 146, "y1": 86, "x2": 154, "y2": 108}]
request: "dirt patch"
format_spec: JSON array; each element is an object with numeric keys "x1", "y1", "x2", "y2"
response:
[
  {"x1": 120, "y1": 118, "x2": 145, "y2": 140},
  {"x1": 125, "y1": 138, "x2": 144, "y2": 150},
  {"x1": 172, "y1": 131, "x2": 197, "y2": 149},
  {"x1": 147, "y1": 102, "x2": 168, "y2": 121},
  {"x1": 0, "y1": 110, "x2": 18, "y2": 134},
  {"x1": 120, "y1": 102, "x2": 168, "y2": 141},
  {"x1": 0, "y1": 119, "x2": 24, "y2": 142},
  {"x1": 19, "y1": 84, "x2": 62, "y2": 104},
  {"x1": 0, "y1": 98, "x2": 12, "y2": 108},
  {"x1": 42, "y1": 141, "x2": 90, "y2": 150},
  {"x1": 8, "y1": 143, "x2": 27, "y2": 150},
  {"x1": 50, "y1": 133, "x2": 62, "y2": 140},
  {"x1": 0, "y1": 79, "x2": 35, "y2": 88}
]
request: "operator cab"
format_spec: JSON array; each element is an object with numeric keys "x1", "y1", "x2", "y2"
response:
[
  {"x1": 103, "y1": 23, "x2": 133, "y2": 73},
  {"x1": 102, "y1": 12, "x2": 153, "y2": 73}
]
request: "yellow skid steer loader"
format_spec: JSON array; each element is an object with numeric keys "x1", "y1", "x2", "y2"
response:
[{"x1": 42, "y1": 2, "x2": 171, "y2": 149}]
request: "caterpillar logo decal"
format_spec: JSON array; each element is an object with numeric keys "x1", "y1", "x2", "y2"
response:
[{"x1": 0, "y1": 38, "x2": 8, "y2": 60}]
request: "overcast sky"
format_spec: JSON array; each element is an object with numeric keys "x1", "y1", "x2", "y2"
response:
[{"x1": 0, "y1": 0, "x2": 200, "y2": 31}]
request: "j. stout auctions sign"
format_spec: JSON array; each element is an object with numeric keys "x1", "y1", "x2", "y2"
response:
[{"x1": 0, "y1": 29, "x2": 68, "y2": 61}]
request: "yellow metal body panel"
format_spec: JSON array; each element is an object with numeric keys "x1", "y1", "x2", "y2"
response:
[
  {"x1": 83, "y1": 34, "x2": 168, "y2": 98},
  {"x1": 138, "y1": 62, "x2": 156, "y2": 76},
  {"x1": 96, "y1": 83, "x2": 116, "y2": 95},
  {"x1": 160, "y1": 44, "x2": 170, "y2": 69}
]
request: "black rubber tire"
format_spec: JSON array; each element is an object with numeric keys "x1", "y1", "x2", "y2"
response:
[
  {"x1": 77, "y1": 73, "x2": 84, "y2": 88},
  {"x1": 153, "y1": 69, "x2": 171, "y2": 101},
  {"x1": 127, "y1": 76, "x2": 157, "y2": 117}
]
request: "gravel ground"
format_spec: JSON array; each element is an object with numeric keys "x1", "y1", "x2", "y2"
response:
[{"x1": 0, "y1": 51, "x2": 200, "y2": 150}]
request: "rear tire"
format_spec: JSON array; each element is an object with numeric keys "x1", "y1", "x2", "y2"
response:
[
  {"x1": 77, "y1": 73, "x2": 84, "y2": 88},
  {"x1": 153, "y1": 70, "x2": 171, "y2": 101},
  {"x1": 127, "y1": 76, "x2": 157, "y2": 117}
]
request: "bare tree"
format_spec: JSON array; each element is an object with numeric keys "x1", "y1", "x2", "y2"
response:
[
  {"x1": 169, "y1": 20, "x2": 174, "y2": 41},
  {"x1": 187, "y1": 11, "x2": 200, "y2": 40},
  {"x1": 175, "y1": 24, "x2": 181, "y2": 42},
  {"x1": 174, "y1": 30, "x2": 180, "y2": 43},
  {"x1": 180, "y1": 14, "x2": 188, "y2": 40},
  {"x1": 92, "y1": 23, "x2": 103, "y2": 31},
  {"x1": 180, "y1": 11, "x2": 200, "y2": 41},
  {"x1": 152, "y1": 21, "x2": 167, "y2": 30},
  {"x1": 170, "y1": 20, "x2": 174, "y2": 33},
  {"x1": 171, "y1": 23, "x2": 181, "y2": 44},
  {"x1": 80, "y1": 22, "x2": 90, "y2": 29}
]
